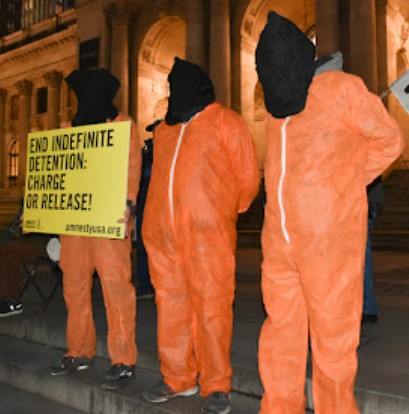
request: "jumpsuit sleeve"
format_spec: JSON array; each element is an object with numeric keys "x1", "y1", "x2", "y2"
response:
[
  {"x1": 127, "y1": 119, "x2": 143, "y2": 204},
  {"x1": 221, "y1": 109, "x2": 261, "y2": 213},
  {"x1": 342, "y1": 75, "x2": 404, "y2": 185}
]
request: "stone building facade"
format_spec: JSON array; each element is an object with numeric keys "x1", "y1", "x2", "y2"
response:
[{"x1": 0, "y1": 0, "x2": 408, "y2": 198}]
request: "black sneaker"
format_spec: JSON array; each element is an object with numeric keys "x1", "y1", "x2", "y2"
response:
[
  {"x1": 100, "y1": 363, "x2": 135, "y2": 390},
  {"x1": 201, "y1": 392, "x2": 231, "y2": 414},
  {"x1": 142, "y1": 379, "x2": 199, "y2": 403},
  {"x1": 0, "y1": 299, "x2": 23, "y2": 318},
  {"x1": 50, "y1": 356, "x2": 94, "y2": 376}
]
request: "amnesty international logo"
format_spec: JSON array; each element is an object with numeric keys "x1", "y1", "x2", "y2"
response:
[{"x1": 23, "y1": 121, "x2": 131, "y2": 239}]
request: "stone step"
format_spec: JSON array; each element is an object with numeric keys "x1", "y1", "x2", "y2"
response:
[
  {"x1": 2, "y1": 298, "x2": 409, "y2": 413},
  {"x1": 237, "y1": 220, "x2": 262, "y2": 231},
  {"x1": 0, "y1": 301, "x2": 268, "y2": 402},
  {"x1": 0, "y1": 382, "x2": 84, "y2": 414},
  {"x1": 373, "y1": 231, "x2": 409, "y2": 251},
  {"x1": 0, "y1": 335, "x2": 261, "y2": 414},
  {"x1": 1, "y1": 318, "x2": 408, "y2": 414}
]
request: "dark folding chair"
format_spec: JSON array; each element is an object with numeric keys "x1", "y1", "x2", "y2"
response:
[{"x1": 19, "y1": 257, "x2": 63, "y2": 309}]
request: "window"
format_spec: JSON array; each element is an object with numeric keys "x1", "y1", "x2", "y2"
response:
[
  {"x1": 8, "y1": 139, "x2": 19, "y2": 186},
  {"x1": 0, "y1": 0, "x2": 22, "y2": 36},
  {"x1": 49, "y1": 0, "x2": 75, "y2": 14},
  {"x1": 37, "y1": 87, "x2": 48, "y2": 114},
  {"x1": 79, "y1": 38, "x2": 100, "y2": 70},
  {"x1": 11, "y1": 95, "x2": 19, "y2": 120},
  {"x1": 22, "y1": 0, "x2": 70, "y2": 27},
  {"x1": 22, "y1": 0, "x2": 35, "y2": 27}
]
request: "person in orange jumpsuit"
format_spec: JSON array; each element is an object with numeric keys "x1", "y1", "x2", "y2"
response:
[
  {"x1": 141, "y1": 57, "x2": 260, "y2": 414},
  {"x1": 49, "y1": 69, "x2": 142, "y2": 391},
  {"x1": 255, "y1": 12, "x2": 404, "y2": 414}
]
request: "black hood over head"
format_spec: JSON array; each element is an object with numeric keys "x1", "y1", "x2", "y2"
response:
[
  {"x1": 65, "y1": 69, "x2": 120, "y2": 126},
  {"x1": 165, "y1": 57, "x2": 215, "y2": 125},
  {"x1": 256, "y1": 11, "x2": 316, "y2": 118}
]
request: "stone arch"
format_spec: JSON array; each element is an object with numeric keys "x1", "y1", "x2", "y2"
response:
[
  {"x1": 306, "y1": 24, "x2": 317, "y2": 44},
  {"x1": 397, "y1": 20, "x2": 409, "y2": 76},
  {"x1": 397, "y1": 48, "x2": 408, "y2": 76},
  {"x1": 137, "y1": 16, "x2": 186, "y2": 141},
  {"x1": 253, "y1": 82, "x2": 266, "y2": 169},
  {"x1": 254, "y1": 82, "x2": 265, "y2": 122},
  {"x1": 153, "y1": 98, "x2": 168, "y2": 120},
  {"x1": 238, "y1": 0, "x2": 315, "y2": 169}
]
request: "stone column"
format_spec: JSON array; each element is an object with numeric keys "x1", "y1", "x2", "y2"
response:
[
  {"x1": 375, "y1": 0, "x2": 388, "y2": 96},
  {"x1": 186, "y1": 0, "x2": 206, "y2": 70},
  {"x1": 44, "y1": 70, "x2": 63, "y2": 129},
  {"x1": 316, "y1": 0, "x2": 339, "y2": 57},
  {"x1": 0, "y1": 89, "x2": 6, "y2": 187},
  {"x1": 60, "y1": 81, "x2": 73, "y2": 125},
  {"x1": 15, "y1": 80, "x2": 33, "y2": 186},
  {"x1": 338, "y1": 0, "x2": 351, "y2": 72},
  {"x1": 30, "y1": 90, "x2": 38, "y2": 131},
  {"x1": 350, "y1": 0, "x2": 378, "y2": 92},
  {"x1": 106, "y1": 1, "x2": 129, "y2": 113},
  {"x1": 210, "y1": 0, "x2": 231, "y2": 107}
]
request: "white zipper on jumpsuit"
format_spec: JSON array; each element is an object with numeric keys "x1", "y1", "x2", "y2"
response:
[
  {"x1": 168, "y1": 123, "x2": 187, "y2": 224},
  {"x1": 168, "y1": 115, "x2": 200, "y2": 224},
  {"x1": 278, "y1": 116, "x2": 291, "y2": 243}
]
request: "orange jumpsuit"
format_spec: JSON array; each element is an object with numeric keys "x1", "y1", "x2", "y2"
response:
[
  {"x1": 59, "y1": 112, "x2": 142, "y2": 366},
  {"x1": 259, "y1": 71, "x2": 404, "y2": 414},
  {"x1": 142, "y1": 102, "x2": 260, "y2": 397}
]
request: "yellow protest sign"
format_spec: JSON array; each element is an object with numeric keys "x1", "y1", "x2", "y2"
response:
[{"x1": 23, "y1": 121, "x2": 131, "y2": 239}]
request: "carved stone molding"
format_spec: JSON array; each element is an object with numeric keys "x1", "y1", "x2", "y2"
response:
[
  {"x1": 141, "y1": 48, "x2": 152, "y2": 63},
  {"x1": 15, "y1": 80, "x2": 33, "y2": 95},
  {"x1": 43, "y1": 70, "x2": 63, "y2": 87},
  {"x1": 31, "y1": 116, "x2": 44, "y2": 131},
  {"x1": 397, "y1": 47, "x2": 409, "y2": 69},
  {"x1": 248, "y1": 0, "x2": 264, "y2": 17},
  {"x1": 401, "y1": 21, "x2": 409, "y2": 46},
  {"x1": 254, "y1": 83, "x2": 265, "y2": 122},
  {"x1": 156, "y1": 0, "x2": 171, "y2": 14},
  {"x1": 243, "y1": 19, "x2": 253, "y2": 36},
  {"x1": 0, "y1": 26, "x2": 76, "y2": 69},
  {"x1": 105, "y1": 2, "x2": 129, "y2": 26}
]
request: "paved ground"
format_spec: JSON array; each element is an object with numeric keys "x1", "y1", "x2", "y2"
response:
[{"x1": 0, "y1": 235, "x2": 409, "y2": 413}]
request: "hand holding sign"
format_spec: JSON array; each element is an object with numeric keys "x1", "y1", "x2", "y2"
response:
[
  {"x1": 117, "y1": 205, "x2": 132, "y2": 238},
  {"x1": 23, "y1": 121, "x2": 131, "y2": 239}
]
